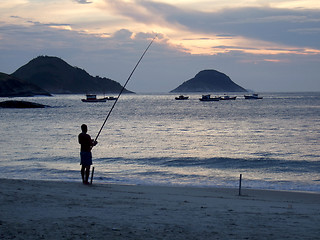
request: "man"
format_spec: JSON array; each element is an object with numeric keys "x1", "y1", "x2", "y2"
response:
[{"x1": 78, "y1": 124, "x2": 97, "y2": 184}]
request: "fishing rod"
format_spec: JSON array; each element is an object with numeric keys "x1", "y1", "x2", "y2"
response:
[{"x1": 94, "y1": 35, "x2": 157, "y2": 143}]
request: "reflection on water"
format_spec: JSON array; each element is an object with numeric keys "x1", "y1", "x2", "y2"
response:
[{"x1": 0, "y1": 93, "x2": 319, "y2": 191}]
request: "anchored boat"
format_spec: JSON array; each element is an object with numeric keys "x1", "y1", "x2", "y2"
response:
[
  {"x1": 199, "y1": 94, "x2": 220, "y2": 101},
  {"x1": 81, "y1": 94, "x2": 118, "y2": 102},
  {"x1": 220, "y1": 95, "x2": 237, "y2": 100},
  {"x1": 244, "y1": 93, "x2": 263, "y2": 99},
  {"x1": 81, "y1": 94, "x2": 107, "y2": 102},
  {"x1": 175, "y1": 95, "x2": 189, "y2": 100}
]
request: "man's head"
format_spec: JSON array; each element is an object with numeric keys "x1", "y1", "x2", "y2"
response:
[{"x1": 81, "y1": 124, "x2": 88, "y2": 133}]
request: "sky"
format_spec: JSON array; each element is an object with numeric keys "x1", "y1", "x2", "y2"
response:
[{"x1": 0, "y1": 0, "x2": 320, "y2": 93}]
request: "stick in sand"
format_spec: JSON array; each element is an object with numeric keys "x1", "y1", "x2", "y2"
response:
[
  {"x1": 239, "y1": 174, "x2": 242, "y2": 196},
  {"x1": 90, "y1": 166, "x2": 95, "y2": 185}
]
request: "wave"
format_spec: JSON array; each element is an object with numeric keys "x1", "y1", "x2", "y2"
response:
[
  {"x1": 2, "y1": 156, "x2": 320, "y2": 192},
  {"x1": 95, "y1": 157, "x2": 320, "y2": 174},
  {"x1": 9, "y1": 156, "x2": 320, "y2": 175}
]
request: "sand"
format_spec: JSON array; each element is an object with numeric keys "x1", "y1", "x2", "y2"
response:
[{"x1": 0, "y1": 178, "x2": 319, "y2": 240}]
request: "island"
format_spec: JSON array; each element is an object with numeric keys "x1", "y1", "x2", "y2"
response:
[
  {"x1": 12, "y1": 56, "x2": 134, "y2": 94},
  {"x1": 170, "y1": 70, "x2": 247, "y2": 93},
  {"x1": 0, "y1": 72, "x2": 51, "y2": 97}
]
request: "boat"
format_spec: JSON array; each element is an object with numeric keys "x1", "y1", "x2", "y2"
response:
[
  {"x1": 106, "y1": 96, "x2": 117, "y2": 100},
  {"x1": 244, "y1": 93, "x2": 263, "y2": 99},
  {"x1": 175, "y1": 95, "x2": 189, "y2": 100},
  {"x1": 220, "y1": 95, "x2": 237, "y2": 100},
  {"x1": 81, "y1": 94, "x2": 107, "y2": 102},
  {"x1": 199, "y1": 94, "x2": 220, "y2": 101}
]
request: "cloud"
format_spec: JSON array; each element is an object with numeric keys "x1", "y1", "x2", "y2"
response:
[
  {"x1": 113, "y1": 28, "x2": 133, "y2": 40},
  {"x1": 0, "y1": 21, "x2": 177, "y2": 83},
  {"x1": 102, "y1": 1, "x2": 320, "y2": 53},
  {"x1": 1, "y1": 1, "x2": 320, "y2": 92},
  {"x1": 74, "y1": 0, "x2": 92, "y2": 4}
]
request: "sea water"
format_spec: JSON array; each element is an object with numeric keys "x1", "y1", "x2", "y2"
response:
[{"x1": 0, "y1": 92, "x2": 319, "y2": 192}]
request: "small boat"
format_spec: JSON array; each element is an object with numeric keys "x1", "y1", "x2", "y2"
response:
[
  {"x1": 244, "y1": 93, "x2": 263, "y2": 99},
  {"x1": 106, "y1": 96, "x2": 117, "y2": 100},
  {"x1": 81, "y1": 94, "x2": 107, "y2": 102},
  {"x1": 220, "y1": 95, "x2": 237, "y2": 100},
  {"x1": 175, "y1": 95, "x2": 189, "y2": 100},
  {"x1": 199, "y1": 94, "x2": 220, "y2": 101}
]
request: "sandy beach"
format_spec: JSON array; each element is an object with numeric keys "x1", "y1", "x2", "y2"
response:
[{"x1": 0, "y1": 178, "x2": 319, "y2": 240}]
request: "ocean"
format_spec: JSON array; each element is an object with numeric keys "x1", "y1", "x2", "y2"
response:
[{"x1": 1, "y1": 92, "x2": 319, "y2": 192}]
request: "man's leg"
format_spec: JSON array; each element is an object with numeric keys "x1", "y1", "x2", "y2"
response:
[
  {"x1": 85, "y1": 166, "x2": 90, "y2": 184},
  {"x1": 81, "y1": 165, "x2": 85, "y2": 183}
]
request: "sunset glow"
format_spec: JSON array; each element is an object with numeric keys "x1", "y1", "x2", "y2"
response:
[
  {"x1": 1, "y1": 0, "x2": 319, "y2": 56},
  {"x1": 1, "y1": 0, "x2": 319, "y2": 91}
]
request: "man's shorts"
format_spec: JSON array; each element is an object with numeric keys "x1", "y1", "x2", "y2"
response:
[{"x1": 80, "y1": 152, "x2": 92, "y2": 166}]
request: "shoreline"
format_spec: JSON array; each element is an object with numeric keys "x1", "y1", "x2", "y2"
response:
[{"x1": 1, "y1": 178, "x2": 320, "y2": 239}]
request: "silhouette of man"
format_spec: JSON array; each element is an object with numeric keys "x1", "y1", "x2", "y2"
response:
[{"x1": 78, "y1": 124, "x2": 97, "y2": 184}]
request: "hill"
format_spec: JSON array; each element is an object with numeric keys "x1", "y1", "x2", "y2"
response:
[
  {"x1": 12, "y1": 56, "x2": 133, "y2": 94},
  {"x1": 0, "y1": 72, "x2": 51, "y2": 97},
  {"x1": 170, "y1": 70, "x2": 247, "y2": 93}
]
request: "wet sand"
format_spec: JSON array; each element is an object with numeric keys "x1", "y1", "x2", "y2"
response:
[{"x1": 0, "y1": 178, "x2": 319, "y2": 239}]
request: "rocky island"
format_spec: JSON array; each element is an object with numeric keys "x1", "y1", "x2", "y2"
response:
[
  {"x1": 171, "y1": 70, "x2": 247, "y2": 93},
  {"x1": 0, "y1": 72, "x2": 51, "y2": 97},
  {"x1": 12, "y1": 56, "x2": 133, "y2": 94}
]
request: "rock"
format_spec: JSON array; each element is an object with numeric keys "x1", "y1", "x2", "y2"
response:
[{"x1": 0, "y1": 100, "x2": 49, "y2": 108}]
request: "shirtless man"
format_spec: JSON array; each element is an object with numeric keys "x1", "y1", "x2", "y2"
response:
[{"x1": 78, "y1": 124, "x2": 97, "y2": 184}]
